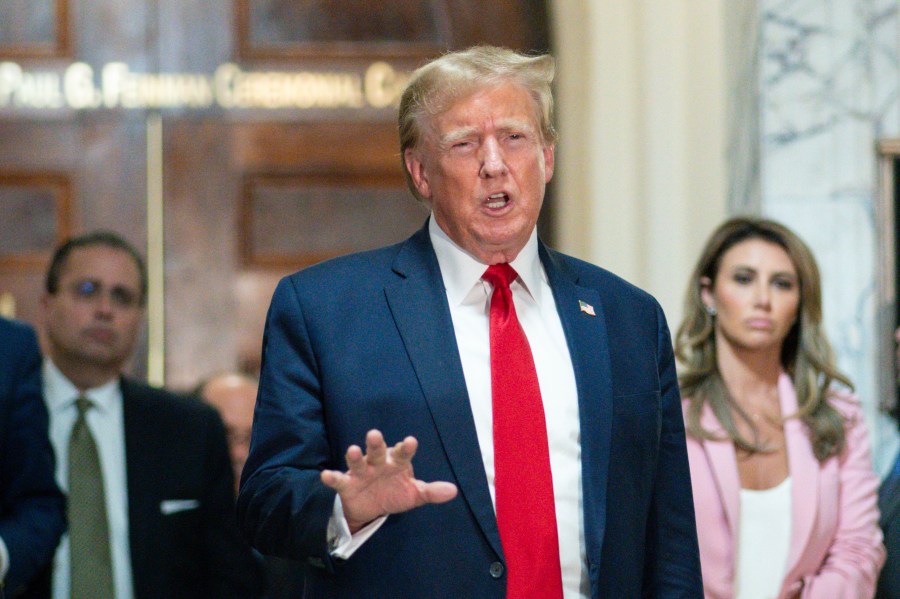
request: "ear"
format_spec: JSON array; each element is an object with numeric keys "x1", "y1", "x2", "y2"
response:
[
  {"x1": 404, "y1": 148, "x2": 432, "y2": 200},
  {"x1": 543, "y1": 143, "x2": 555, "y2": 183},
  {"x1": 699, "y1": 276, "x2": 714, "y2": 311}
]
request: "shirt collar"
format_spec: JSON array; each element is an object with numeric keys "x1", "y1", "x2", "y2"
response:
[
  {"x1": 43, "y1": 358, "x2": 121, "y2": 414},
  {"x1": 428, "y1": 214, "x2": 545, "y2": 306}
]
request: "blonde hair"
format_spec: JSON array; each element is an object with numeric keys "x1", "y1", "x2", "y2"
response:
[
  {"x1": 675, "y1": 217, "x2": 852, "y2": 461},
  {"x1": 398, "y1": 45, "x2": 556, "y2": 201}
]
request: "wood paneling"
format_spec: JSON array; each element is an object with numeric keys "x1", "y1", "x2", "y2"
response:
[
  {"x1": 236, "y1": 0, "x2": 446, "y2": 60},
  {"x1": 0, "y1": 117, "x2": 148, "y2": 369},
  {"x1": 0, "y1": 171, "x2": 71, "y2": 267},
  {"x1": 240, "y1": 173, "x2": 425, "y2": 269},
  {"x1": 235, "y1": 0, "x2": 549, "y2": 61},
  {"x1": 0, "y1": 0, "x2": 70, "y2": 58},
  {"x1": 162, "y1": 119, "x2": 427, "y2": 386}
]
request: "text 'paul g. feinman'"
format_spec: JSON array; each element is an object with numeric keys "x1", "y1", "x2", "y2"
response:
[{"x1": 0, "y1": 60, "x2": 409, "y2": 111}]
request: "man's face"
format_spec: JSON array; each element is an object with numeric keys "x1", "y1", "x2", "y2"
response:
[
  {"x1": 42, "y1": 245, "x2": 144, "y2": 379},
  {"x1": 404, "y1": 82, "x2": 554, "y2": 265}
]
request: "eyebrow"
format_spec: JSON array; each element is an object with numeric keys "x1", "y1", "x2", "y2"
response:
[
  {"x1": 439, "y1": 127, "x2": 478, "y2": 147},
  {"x1": 731, "y1": 265, "x2": 797, "y2": 278},
  {"x1": 438, "y1": 118, "x2": 537, "y2": 148}
]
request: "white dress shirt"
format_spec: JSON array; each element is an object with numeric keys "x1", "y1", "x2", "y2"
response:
[
  {"x1": 330, "y1": 218, "x2": 588, "y2": 598},
  {"x1": 43, "y1": 359, "x2": 135, "y2": 599},
  {"x1": 430, "y1": 218, "x2": 587, "y2": 598}
]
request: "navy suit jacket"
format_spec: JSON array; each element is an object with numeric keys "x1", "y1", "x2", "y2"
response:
[
  {"x1": 0, "y1": 318, "x2": 65, "y2": 598},
  {"x1": 876, "y1": 450, "x2": 900, "y2": 599},
  {"x1": 119, "y1": 379, "x2": 263, "y2": 599},
  {"x1": 238, "y1": 223, "x2": 702, "y2": 598}
]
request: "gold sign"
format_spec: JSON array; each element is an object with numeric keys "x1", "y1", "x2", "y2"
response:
[{"x1": 0, "y1": 61, "x2": 410, "y2": 111}]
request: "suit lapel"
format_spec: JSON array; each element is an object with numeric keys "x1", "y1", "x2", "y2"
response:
[
  {"x1": 384, "y1": 225, "x2": 504, "y2": 560},
  {"x1": 121, "y1": 379, "x2": 156, "y2": 599},
  {"x1": 696, "y1": 374, "x2": 819, "y2": 576},
  {"x1": 779, "y1": 373, "x2": 819, "y2": 579},
  {"x1": 539, "y1": 246, "x2": 613, "y2": 560},
  {"x1": 698, "y1": 405, "x2": 741, "y2": 540}
]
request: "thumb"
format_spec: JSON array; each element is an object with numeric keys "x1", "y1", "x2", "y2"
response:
[{"x1": 420, "y1": 481, "x2": 458, "y2": 505}]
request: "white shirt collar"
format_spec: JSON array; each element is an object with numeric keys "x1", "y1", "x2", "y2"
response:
[
  {"x1": 428, "y1": 214, "x2": 545, "y2": 307},
  {"x1": 43, "y1": 358, "x2": 121, "y2": 415}
]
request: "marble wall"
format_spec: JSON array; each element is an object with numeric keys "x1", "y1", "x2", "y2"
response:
[{"x1": 755, "y1": 0, "x2": 899, "y2": 471}]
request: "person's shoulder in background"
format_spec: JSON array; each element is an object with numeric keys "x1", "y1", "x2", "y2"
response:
[{"x1": 0, "y1": 316, "x2": 66, "y2": 598}]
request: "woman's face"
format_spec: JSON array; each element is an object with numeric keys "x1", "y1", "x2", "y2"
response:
[{"x1": 702, "y1": 238, "x2": 801, "y2": 356}]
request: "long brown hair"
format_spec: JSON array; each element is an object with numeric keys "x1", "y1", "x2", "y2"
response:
[{"x1": 675, "y1": 217, "x2": 852, "y2": 461}]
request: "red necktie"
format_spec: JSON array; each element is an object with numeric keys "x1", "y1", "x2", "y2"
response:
[{"x1": 483, "y1": 263, "x2": 563, "y2": 599}]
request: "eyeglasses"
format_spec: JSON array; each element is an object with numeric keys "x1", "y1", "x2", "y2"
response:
[{"x1": 66, "y1": 279, "x2": 141, "y2": 309}]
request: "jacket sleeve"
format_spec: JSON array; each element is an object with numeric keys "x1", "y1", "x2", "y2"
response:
[
  {"x1": 646, "y1": 301, "x2": 704, "y2": 597},
  {"x1": 800, "y1": 399, "x2": 886, "y2": 599},
  {"x1": 236, "y1": 276, "x2": 338, "y2": 568},
  {"x1": 0, "y1": 322, "x2": 66, "y2": 595}
]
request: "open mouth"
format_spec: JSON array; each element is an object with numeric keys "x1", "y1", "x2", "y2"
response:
[{"x1": 486, "y1": 192, "x2": 509, "y2": 209}]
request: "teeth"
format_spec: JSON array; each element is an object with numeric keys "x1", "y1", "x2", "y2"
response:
[{"x1": 486, "y1": 192, "x2": 508, "y2": 209}]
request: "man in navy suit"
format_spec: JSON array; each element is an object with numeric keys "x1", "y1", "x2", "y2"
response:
[
  {"x1": 238, "y1": 46, "x2": 702, "y2": 597},
  {"x1": 0, "y1": 317, "x2": 65, "y2": 598},
  {"x1": 39, "y1": 231, "x2": 262, "y2": 599}
]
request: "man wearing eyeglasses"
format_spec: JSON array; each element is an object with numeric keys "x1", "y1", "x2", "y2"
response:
[{"x1": 38, "y1": 231, "x2": 262, "y2": 599}]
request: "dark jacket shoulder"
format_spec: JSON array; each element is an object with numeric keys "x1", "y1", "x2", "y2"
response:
[{"x1": 120, "y1": 377, "x2": 221, "y2": 423}]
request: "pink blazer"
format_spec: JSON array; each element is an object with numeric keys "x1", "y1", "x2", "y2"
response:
[{"x1": 684, "y1": 373, "x2": 885, "y2": 598}]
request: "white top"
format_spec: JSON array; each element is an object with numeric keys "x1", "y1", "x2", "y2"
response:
[
  {"x1": 329, "y1": 218, "x2": 588, "y2": 597},
  {"x1": 735, "y1": 476, "x2": 792, "y2": 599},
  {"x1": 43, "y1": 360, "x2": 135, "y2": 599}
]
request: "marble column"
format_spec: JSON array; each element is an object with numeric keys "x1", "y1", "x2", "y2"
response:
[{"x1": 756, "y1": 0, "x2": 900, "y2": 471}]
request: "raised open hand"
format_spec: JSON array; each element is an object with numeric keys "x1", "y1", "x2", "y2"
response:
[{"x1": 320, "y1": 429, "x2": 458, "y2": 533}]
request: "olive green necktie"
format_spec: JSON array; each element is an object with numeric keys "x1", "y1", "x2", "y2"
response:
[{"x1": 68, "y1": 396, "x2": 115, "y2": 599}]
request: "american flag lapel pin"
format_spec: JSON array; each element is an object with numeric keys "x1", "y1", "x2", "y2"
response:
[{"x1": 578, "y1": 300, "x2": 596, "y2": 316}]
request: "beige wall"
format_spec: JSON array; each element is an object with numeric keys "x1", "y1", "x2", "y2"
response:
[{"x1": 550, "y1": 1, "x2": 729, "y2": 329}]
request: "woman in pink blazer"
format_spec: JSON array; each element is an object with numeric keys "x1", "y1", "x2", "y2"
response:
[{"x1": 675, "y1": 217, "x2": 885, "y2": 599}]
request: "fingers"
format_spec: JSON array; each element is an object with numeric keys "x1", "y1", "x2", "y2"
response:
[
  {"x1": 365, "y1": 429, "x2": 388, "y2": 466},
  {"x1": 345, "y1": 444, "x2": 367, "y2": 476},
  {"x1": 328, "y1": 431, "x2": 420, "y2": 489},
  {"x1": 353, "y1": 430, "x2": 417, "y2": 469},
  {"x1": 389, "y1": 435, "x2": 418, "y2": 466}
]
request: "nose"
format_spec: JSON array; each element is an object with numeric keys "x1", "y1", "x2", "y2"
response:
[
  {"x1": 753, "y1": 282, "x2": 771, "y2": 308},
  {"x1": 94, "y1": 293, "x2": 115, "y2": 318},
  {"x1": 479, "y1": 137, "x2": 508, "y2": 178}
]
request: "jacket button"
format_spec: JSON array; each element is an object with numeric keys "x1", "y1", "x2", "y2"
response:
[{"x1": 489, "y1": 562, "x2": 504, "y2": 579}]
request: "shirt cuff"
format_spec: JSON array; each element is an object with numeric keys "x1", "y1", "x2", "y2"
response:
[
  {"x1": 0, "y1": 534, "x2": 9, "y2": 581},
  {"x1": 326, "y1": 495, "x2": 388, "y2": 560}
]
